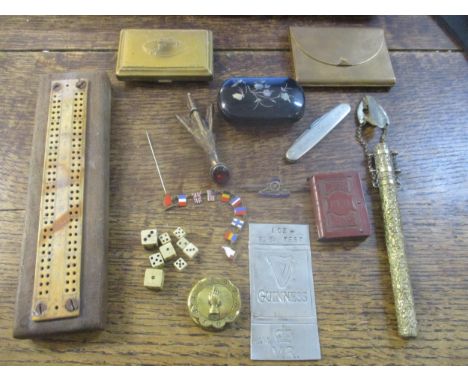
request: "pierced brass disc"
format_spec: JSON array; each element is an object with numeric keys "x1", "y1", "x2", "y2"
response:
[{"x1": 187, "y1": 277, "x2": 241, "y2": 330}]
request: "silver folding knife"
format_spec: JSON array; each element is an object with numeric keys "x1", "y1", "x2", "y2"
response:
[{"x1": 285, "y1": 103, "x2": 351, "y2": 162}]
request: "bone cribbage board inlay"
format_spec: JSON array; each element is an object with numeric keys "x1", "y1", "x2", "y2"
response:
[
  {"x1": 14, "y1": 72, "x2": 111, "y2": 338},
  {"x1": 31, "y1": 79, "x2": 88, "y2": 321}
]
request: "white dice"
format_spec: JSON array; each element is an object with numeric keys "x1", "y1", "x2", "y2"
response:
[
  {"x1": 173, "y1": 227, "x2": 186, "y2": 240},
  {"x1": 159, "y1": 242, "x2": 177, "y2": 261},
  {"x1": 149, "y1": 253, "x2": 164, "y2": 269},
  {"x1": 144, "y1": 268, "x2": 165, "y2": 290},
  {"x1": 173, "y1": 257, "x2": 188, "y2": 272},
  {"x1": 183, "y1": 242, "x2": 199, "y2": 260},
  {"x1": 141, "y1": 229, "x2": 158, "y2": 250},
  {"x1": 176, "y1": 237, "x2": 190, "y2": 250},
  {"x1": 158, "y1": 232, "x2": 171, "y2": 245}
]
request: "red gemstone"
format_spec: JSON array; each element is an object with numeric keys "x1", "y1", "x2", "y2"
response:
[{"x1": 211, "y1": 163, "x2": 230, "y2": 185}]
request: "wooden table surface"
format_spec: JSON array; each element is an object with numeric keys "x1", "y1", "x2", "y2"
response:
[{"x1": 0, "y1": 16, "x2": 467, "y2": 365}]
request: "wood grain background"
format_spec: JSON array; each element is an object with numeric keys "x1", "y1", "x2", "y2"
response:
[{"x1": 0, "y1": 16, "x2": 467, "y2": 365}]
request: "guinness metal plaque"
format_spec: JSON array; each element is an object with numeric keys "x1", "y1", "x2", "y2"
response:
[{"x1": 249, "y1": 223, "x2": 321, "y2": 360}]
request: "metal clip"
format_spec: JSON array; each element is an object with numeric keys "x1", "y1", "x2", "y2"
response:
[{"x1": 356, "y1": 95, "x2": 390, "y2": 130}]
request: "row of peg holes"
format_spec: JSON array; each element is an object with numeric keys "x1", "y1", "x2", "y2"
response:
[
  {"x1": 64, "y1": 91, "x2": 85, "y2": 294},
  {"x1": 37, "y1": 92, "x2": 63, "y2": 297}
]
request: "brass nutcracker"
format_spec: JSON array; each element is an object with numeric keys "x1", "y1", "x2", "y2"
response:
[{"x1": 356, "y1": 96, "x2": 417, "y2": 338}]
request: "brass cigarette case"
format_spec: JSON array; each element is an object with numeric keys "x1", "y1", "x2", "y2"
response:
[
  {"x1": 289, "y1": 27, "x2": 396, "y2": 87},
  {"x1": 116, "y1": 29, "x2": 213, "y2": 82}
]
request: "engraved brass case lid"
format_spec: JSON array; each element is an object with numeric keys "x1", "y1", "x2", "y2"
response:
[
  {"x1": 188, "y1": 277, "x2": 241, "y2": 330},
  {"x1": 116, "y1": 29, "x2": 213, "y2": 81}
]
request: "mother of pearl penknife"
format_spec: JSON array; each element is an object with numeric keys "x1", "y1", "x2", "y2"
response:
[{"x1": 285, "y1": 103, "x2": 351, "y2": 162}]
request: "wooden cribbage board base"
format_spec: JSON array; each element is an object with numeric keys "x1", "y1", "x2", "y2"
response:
[{"x1": 13, "y1": 72, "x2": 111, "y2": 338}]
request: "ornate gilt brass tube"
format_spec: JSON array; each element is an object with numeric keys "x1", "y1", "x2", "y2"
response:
[{"x1": 374, "y1": 143, "x2": 417, "y2": 337}]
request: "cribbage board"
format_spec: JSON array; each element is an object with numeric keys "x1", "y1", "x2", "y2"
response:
[{"x1": 13, "y1": 72, "x2": 111, "y2": 338}]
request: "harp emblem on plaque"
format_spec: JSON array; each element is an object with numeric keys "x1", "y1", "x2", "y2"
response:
[{"x1": 266, "y1": 254, "x2": 293, "y2": 289}]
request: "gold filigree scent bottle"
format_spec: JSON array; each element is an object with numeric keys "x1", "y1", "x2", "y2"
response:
[{"x1": 356, "y1": 96, "x2": 417, "y2": 338}]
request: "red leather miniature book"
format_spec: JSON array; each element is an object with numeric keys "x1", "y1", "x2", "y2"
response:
[{"x1": 309, "y1": 171, "x2": 370, "y2": 240}]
